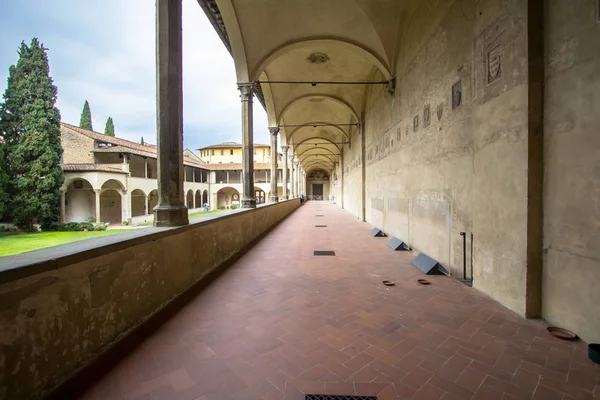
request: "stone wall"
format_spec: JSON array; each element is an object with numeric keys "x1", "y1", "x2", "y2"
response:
[
  {"x1": 0, "y1": 199, "x2": 300, "y2": 399},
  {"x1": 335, "y1": 0, "x2": 599, "y2": 342},
  {"x1": 542, "y1": 0, "x2": 600, "y2": 342},
  {"x1": 342, "y1": 0, "x2": 537, "y2": 315},
  {"x1": 61, "y1": 127, "x2": 95, "y2": 164}
]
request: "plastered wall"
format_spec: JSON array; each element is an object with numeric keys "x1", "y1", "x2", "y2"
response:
[
  {"x1": 336, "y1": 0, "x2": 599, "y2": 342},
  {"x1": 341, "y1": 0, "x2": 535, "y2": 315}
]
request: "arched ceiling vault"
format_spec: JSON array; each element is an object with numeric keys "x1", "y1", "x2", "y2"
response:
[{"x1": 207, "y1": 0, "x2": 408, "y2": 156}]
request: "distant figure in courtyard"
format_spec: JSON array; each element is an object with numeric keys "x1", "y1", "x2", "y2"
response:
[
  {"x1": 300, "y1": 194, "x2": 305, "y2": 204},
  {"x1": 203, "y1": 203, "x2": 209, "y2": 213}
]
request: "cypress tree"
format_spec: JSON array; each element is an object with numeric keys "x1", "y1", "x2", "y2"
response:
[
  {"x1": 0, "y1": 142, "x2": 9, "y2": 220},
  {"x1": 140, "y1": 137, "x2": 144, "y2": 145},
  {"x1": 80, "y1": 99, "x2": 92, "y2": 130},
  {"x1": 104, "y1": 116, "x2": 115, "y2": 136},
  {"x1": 0, "y1": 38, "x2": 64, "y2": 230}
]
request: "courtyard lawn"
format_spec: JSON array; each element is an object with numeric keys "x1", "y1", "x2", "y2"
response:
[{"x1": 0, "y1": 230, "x2": 129, "y2": 257}]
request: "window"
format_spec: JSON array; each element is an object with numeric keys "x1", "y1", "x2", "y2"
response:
[
  {"x1": 211, "y1": 149, "x2": 215, "y2": 156},
  {"x1": 253, "y1": 149, "x2": 257, "y2": 155},
  {"x1": 220, "y1": 149, "x2": 224, "y2": 155},
  {"x1": 230, "y1": 149, "x2": 233, "y2": 155}
]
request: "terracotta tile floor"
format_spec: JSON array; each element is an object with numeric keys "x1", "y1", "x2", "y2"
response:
[{"x1": 78, "y1": 201, "x2": 599, "y2": 400}]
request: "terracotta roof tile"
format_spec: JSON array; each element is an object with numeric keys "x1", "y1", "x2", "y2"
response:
[{"x1": 62, "y1": 164, "x2": 128, "y2": 174}]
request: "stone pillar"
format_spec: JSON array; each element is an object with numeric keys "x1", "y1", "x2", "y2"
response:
[
  {"x1": 281, "y1": 146, "x2": 289, "y2": 200},
  {"x1": 60, "y1": 190, "x2": 66, "y2": 223},
  {"x1": 154, "y1": 0, "x2": 188, "y2": 227},
  {"x1": 95, "y1": 190, "x2": 101, "y2": 223},
  {"x1": 212, "y1": 192, "x2": 218, "y2": 211},
  {"x1": 121, "y1": 190, "x2": 131, "y2": 223},
  {"x1": 239, "y1": 83, "x2": 256, "y2": 208},
  {"x1": 292, "y1": 159, "x2": 298, "y2": 198},
  {"x1": 340, "y1": 150, "x2": 344, "y2": 209},
  {"x1": 269, "y1": 127, "x2": 279, "y2": 202},
  {"x1": 144, "y1": 158, "x2": 148, "y2": 178}
]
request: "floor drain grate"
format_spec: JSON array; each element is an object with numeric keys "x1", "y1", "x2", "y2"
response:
[
  {"x1": 315, "y1": 225, "x2": 327, "y2": 227},
  {"x1": 305, "y1": 396, "x2": 377, "y2": 400},
  {"x1": 314, "y1": 250, "x2": 335, "y2": 256},
  {"x1": 316, "y1": 215, "x2": 325, "y2": 217}
]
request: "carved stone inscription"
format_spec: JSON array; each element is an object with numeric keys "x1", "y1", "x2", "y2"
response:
[
  {"x1": 452, "y1": 80, "x2": 462, "y2": 110},
  {"x1": 413, "y1": 115, "x2": 419, "y2": 132},
  {"x1": 487, "y1": 45, "x2": 502, "y2": 84},
  {"x1": 423, "y1": 105, "x2": 431, "y2": 127}
]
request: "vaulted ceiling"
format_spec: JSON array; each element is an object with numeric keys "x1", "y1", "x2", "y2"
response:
[{"x1": 198, "y1": 0, "x2": 417, "y2": 172}]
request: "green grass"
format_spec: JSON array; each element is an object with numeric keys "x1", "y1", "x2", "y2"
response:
[{"x1": 0, "y1": 230, "x2": 128, "y2": 257}]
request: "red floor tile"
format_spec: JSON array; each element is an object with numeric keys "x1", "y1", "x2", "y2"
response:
[{"x1": 75, "y1": 201, "x2": 599, "y2": 400}]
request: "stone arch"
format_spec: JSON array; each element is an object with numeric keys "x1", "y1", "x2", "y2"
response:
[
  {"x1": 217, "y1": 186, "x2": 239, "y2": 209},
  {"x1": 100, "y1": 178, "x2": 126, "y2": 193},
  {"x1": 250, "y1": 38, "x2": 391, "y2": 82},
  {"x1": 278, "y1": 94, "x2": 360, "y2": 126},
  {"x1": 100, "y1": 189, "x2": 122, "y2": 224},
  {"x1": 186, "y1": 189, "x2": 194, "y2": 209},
  {"x1": 131, "y1": 189, "x2": 146, "y2": 217},
  {"x1": 195, "y1": 190, "x2": 202, "y2": 209},
  {"x1": 202, "y1": 190, "x2": 208, "y2": 206},
  {"x1": 148, "y1": 190, "x2": 158, "y2": 213},
  {"x1": 65, "y1": 178, "x2": 95, "y2": 223}
]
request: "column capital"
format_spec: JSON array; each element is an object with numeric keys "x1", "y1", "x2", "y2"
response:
[
  {"x1": 237, "y1": 83, "x2": 254, "y2": 102},
  {"x1": 281, "y1": 145, "x2": 289, "y2": 152},
  {"x1": 268, "y1": 127, "x2": 280, "y2": 136}
]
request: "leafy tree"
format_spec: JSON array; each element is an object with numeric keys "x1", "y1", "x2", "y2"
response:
[
  {"x1": 104, "y1": 116, "x2": 114, "y2": 136},
  {"x1": 0, "y1": 38, "x2": 64, "y2": 230},
  {"x1": 79, "y1": 99, "x2": 92, "y2": 130},
  {"x1": 0, "y1": 143, "x2": 9, "y2": 220},
  {"x1": 140, "y1": 137, "x2": 144, "y2": 145}
]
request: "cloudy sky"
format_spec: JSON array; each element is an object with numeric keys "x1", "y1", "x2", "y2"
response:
[{"x1": 0, "y1": 0, "x2": 270, "y2": 150}]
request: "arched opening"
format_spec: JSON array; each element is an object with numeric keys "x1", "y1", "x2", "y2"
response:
[
  {"x1": 100, "y1": 190, "x2": 122, "y2": 224},
  {"x1": 216, "y1": 187, "x2": 240, "y2": 209},
  {"x1": 202, "y1": 190, "x2": 208, "y2": 206},
  {"x1": 100, "y1": 180, "x2": 125, "y2": 224},
  {"x1": 186, "y1": 190, "x2": 194, "y2": 209},
  {"x1": 306, "y1": 169, "x2": 330, "y2": 200},
  {"x1": 195, "y1": 190, "x2": 202, "y2": 209},
  {"x1": 131, "y1": 189, "x2": 147, "y2": 217},
  {"x1": 254, "y1": 187, "x2": 266, "y2": 204},
  {"x1": 64, "y1": 178, "x2": 95, "y2": 223},
  {"x1": 148, "y1": 190, "x2": 158, "y2": 213}
]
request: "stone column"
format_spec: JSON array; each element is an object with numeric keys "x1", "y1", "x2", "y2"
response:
[
  {"x1": 95, "y1": 190, "x2": 101, "y2": 223},
  {"x1": 154, "y1": 0, "x2": 188, "y2": 227},
  {"x1": 269, "y1": 127, "x2": 279, "y2": 202},
  {"x1": 239, "y1": 83, "x2": 256, "y2": 208},
  {"x1": 292, "y1": 159, "x2": 298, "y2": 198},
  {"x1": 281, "y1": 146, "x2": 289, "y2": 200},
  {"x1": 144, "y1": 158, "x2": 148, "y2": 178},
  {"x1": 212, "y1": 192, "x2": 218, "y2": 211},
  {"x1": 60, "y1": 190, "x2": 66, "y2": 223},
  {"x1": 121, "y1": 190, "x2": 131, "y2": 223}
]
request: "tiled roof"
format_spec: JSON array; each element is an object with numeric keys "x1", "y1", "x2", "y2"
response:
[
  {"x1": 61, "y1": 123, "x2": 157, "y2": 153},
  {"x1": 62, "y1": 123, "x2": 281, "y2": 172},
  {"x1": 61, "y1": 123, "x2": 208, "y2": 169},
  {"x1": 198, "y1": 142, "x2": 270, "y2": 150},
  {"x1": 62, "y1": 164, "x2": 128, "y2": 174}
]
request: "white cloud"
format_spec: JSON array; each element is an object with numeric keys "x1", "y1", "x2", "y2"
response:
[{"x1": 0, "y1": 0, "x2": 270, "y2": 151}]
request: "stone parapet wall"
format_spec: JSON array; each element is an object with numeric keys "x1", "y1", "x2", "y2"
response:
[{"x1": 0, "y1": 199, "x2": 300, "y2": 399}]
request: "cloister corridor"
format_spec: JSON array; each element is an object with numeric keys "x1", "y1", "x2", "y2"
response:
[{"x1": 68, "y1": 202, "x2": 598, "y2": 400}]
